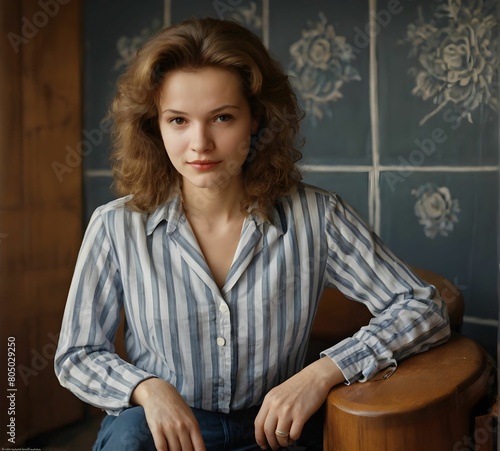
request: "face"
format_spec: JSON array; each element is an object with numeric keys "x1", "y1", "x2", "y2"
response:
[{"x1": 158, "y1": 66, "x2": 256, "y2": 196}]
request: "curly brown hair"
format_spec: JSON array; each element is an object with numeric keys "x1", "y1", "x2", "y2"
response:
[{"x1": 110, "y1": 16, "x2": 303, "y2": 219}]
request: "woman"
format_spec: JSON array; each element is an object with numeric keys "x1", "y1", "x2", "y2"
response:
[{"x1": 54, "y1": 17, "x2": 450, "y2": 451}]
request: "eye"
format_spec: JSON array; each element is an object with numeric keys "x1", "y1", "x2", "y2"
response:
[
  {"x1": 215, "y1": 114, "x2": 233, "y2": 123},
  {"x1": 169, "y1": 117, "x2": 186, "y2": 125}
]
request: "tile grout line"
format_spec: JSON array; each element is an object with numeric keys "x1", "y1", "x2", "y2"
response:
[
  {"x1": 85, "y1": 165, "x2": 500, "y2": 178},
  {"x1": 300, "y1": 165, "x2": 499, "y2": 172},
  {"x1": 368, "y1": 169, "x2": 377, "y2": 227},
  {"x1": 374, "y1": 165, "x2": 499, "y2": 172},
  {"x1": 163, "y1": 0, "x2": 171, "y2": 26},
  {"x1": 463, "y1": 316, "x2": 499, "y2": 327},
  {"x1": 85, "y1": 170, "x2": 113, "y2": 177},
  {"x1": 301, "y1": 165, "x2": 374, "y2": 172},
  {"x1": 369, "y1": 0, "x2": 381, "y2": 233},
  {"x1": 262, "y1": 0, "x2": 269, "y2": 48}
]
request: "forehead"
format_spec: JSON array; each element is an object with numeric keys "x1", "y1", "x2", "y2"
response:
[{"x1": 159, "y1": 67, "x2": 246, "y2": 110}]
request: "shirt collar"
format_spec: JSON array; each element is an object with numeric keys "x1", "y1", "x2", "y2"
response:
[
  {"x1": 250, "y1": 201, "x2": 285, "y2": 236},
  {"x1": 146, "y1": 194, "x2": 184, "y2": 235},
  {"x1": 145, "y1": 193, "x2": 286, "y2": 237}
]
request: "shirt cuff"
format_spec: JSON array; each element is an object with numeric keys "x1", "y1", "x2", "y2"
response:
[
  {"x1": 102, "y1": 370, "x2": 158, "y2": 416},
  {"x1": 320, "y1": 337, "x2": 397, "y2": 385}
]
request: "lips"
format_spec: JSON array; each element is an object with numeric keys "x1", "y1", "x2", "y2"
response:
[{"x1": 188, "y1": 160, "x2": 221, "y2": 170}]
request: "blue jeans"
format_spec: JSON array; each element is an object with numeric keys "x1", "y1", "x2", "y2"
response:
[{"x1": 92, "y1": 405, "x2": 323, "y2": 451}]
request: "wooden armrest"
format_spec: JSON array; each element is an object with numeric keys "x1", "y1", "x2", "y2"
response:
[{"x1": 324, "y1": 333, "x2": 491, "y2": 451}]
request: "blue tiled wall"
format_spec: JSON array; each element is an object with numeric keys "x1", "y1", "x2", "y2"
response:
[{"x1": 84, "y1": 0, "x2": 499, "y2": 357}]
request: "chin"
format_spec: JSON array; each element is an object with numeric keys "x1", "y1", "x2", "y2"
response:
[{"x1": 188, "y1": 175, "x2": 236, "y2": 193}]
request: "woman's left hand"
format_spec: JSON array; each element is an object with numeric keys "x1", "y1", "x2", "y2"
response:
[{"x1": 254, "y1": 357, "x2": 344, "y2": 450}]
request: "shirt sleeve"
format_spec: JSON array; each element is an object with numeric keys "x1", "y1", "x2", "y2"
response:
[
  {"x1": 54, "y1": 207, "x2": 155, "y2": 415},
  {"x1": 321, "y1": 193, "x2": 451, "y2": 384}
]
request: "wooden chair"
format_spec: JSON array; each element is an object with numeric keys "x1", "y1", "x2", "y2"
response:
[{"x1": 310, "y1": 267, "x2": 495, "y2": 451}]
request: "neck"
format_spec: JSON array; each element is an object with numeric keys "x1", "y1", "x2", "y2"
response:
[{"x1": 181, "y1": 180, "x2": 246, "y2": 223}]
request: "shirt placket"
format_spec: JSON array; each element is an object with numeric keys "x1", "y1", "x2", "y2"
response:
[
  {"x1": 215, "y1": 218, "x2": 263, "y2": 412},
  {"x1": 216, "y1": 296, "x2": 232, "y2": 413}
]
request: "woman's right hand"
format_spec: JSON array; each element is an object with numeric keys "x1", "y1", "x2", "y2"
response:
[{"x1": 131, "y1": 378, "x2": 206, "y2": 451}]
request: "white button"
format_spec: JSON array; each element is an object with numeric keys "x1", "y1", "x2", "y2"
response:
[
  {"x1": 216, "y1": 337, "x2": 226, "y2": 346},
  {"x1": 219, "y1": 303, "x2": 229, "y2": 313},
  {"x1": 218, "y1": 377, "x2": 224, "y2": 384}
]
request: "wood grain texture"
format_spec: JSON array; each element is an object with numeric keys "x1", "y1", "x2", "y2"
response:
[
  {"x1": 0, "y1": 1, "x2": 23, "y2": 210},
  {"x1": 0, "y1": 0, "x2": 85, "y2": 445}
]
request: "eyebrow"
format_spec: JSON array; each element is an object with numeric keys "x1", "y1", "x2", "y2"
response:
[{"x1": 161, "y1": 104, "x2": 241, "y2": 115}]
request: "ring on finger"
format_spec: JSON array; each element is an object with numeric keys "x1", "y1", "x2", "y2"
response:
[{"x1": 275, "y1": 429, "x2": 290, "y2": 437}]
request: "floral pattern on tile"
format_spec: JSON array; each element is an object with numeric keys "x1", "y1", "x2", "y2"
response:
[
  {"x1": 226, "y1": 1, "x2": 262, "y2": 30},
  {"x1": 402, "y1": 0, "x2": 499, "y2": 126},
  {"x1": 114, "y1": 19, "x2": 162, "y2": 71},
  {"x1": 288, "y1": 12, "x2": 361, "y2": 126},
  {"x1": 412, "y1": 183, "x2": 460, "y2": 239}
]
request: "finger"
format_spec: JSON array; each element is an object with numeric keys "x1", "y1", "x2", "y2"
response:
[
  {"x1": 263, "y1": 416, "x2": 282, "y2": 450},
  {"x1": 164, "y1": 434, "x2": 182, "y2": 451},
  {"x1": 274, "y1": 422, "x2": 294, "y2": 449},
  {"x1": 190, "y1": 430, "x2": 207, "y2": 451},
  {"x1": 183, "y1": 424, "x2": 207, "y2": 451},
  {"x1": 165, "y1": 420, "x2": 204, "y2": 451},
  {"x1": 178, "y1": 432, "x2": 195, "y2": 451},
  {"x1": 289, "y1": 420, "x2": 305, "y2": 442},
  {"x1": 254, "y1": 405, "x2": 270, "y2": 448},
  {"x1": 150, "y1": 425, "x2": 169, "y2": 451}
]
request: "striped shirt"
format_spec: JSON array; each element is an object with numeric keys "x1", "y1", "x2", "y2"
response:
[{"x1": 54, "y1": 183, "x2": 450, "y2": 415}]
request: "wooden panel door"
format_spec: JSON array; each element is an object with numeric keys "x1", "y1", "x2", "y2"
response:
[{"x1": 0, "y1": 0, "x2": 86, "y2": 445}]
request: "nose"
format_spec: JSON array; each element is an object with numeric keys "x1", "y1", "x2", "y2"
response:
[{"x1": 190, "y1": 123, "x2": 214, "y2": 153}]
